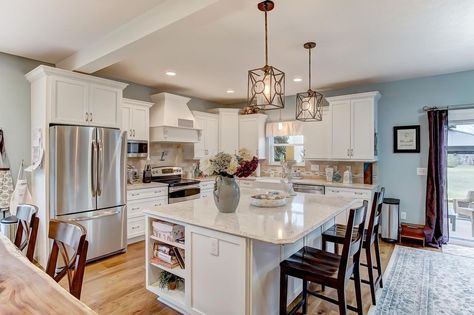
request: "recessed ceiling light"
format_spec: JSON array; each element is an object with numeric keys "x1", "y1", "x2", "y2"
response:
[
  {"x1": 226, "y1": 89, "x2": 235, "y2": 94},
  {"x1": 293, "y1": 77, "x2": 303, "y2": 82},
  {"x1": 165, "y1": 71, "x2": 176, "y2": 76}
]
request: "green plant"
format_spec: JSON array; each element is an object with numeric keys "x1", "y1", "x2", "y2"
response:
[
  {"x1": 448, "y1": 154, "x2": 460, "y2": 168},
  {"x1": 158, "y1": 271, "x2": 177, "y2": 289}
]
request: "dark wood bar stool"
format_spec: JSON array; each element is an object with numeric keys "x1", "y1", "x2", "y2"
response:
[
  {"x1": 280, "y1": 201, "x2": 368, "y2": 315},
  {"x1": 322, "y1": 188, "x2": 385, "y2": 306},
  {"x1": 46, "y1": 219, "x2": 89, "y2": 300},
  {"x1": 14, "y1": 204, "x2": 40, "y2": 262}
]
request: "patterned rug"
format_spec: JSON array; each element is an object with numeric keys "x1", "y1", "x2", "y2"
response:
[{"x1": 372, "y1": 245, "x2": 474, "y2": 315}]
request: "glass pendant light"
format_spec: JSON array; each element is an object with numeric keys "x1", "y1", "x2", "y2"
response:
[
  {"x1": 247, "y1": 1, "x2": 285, "y2": 111},
  {"x1": 295, "y1": 42, "x2": 328, "y2": 121}
]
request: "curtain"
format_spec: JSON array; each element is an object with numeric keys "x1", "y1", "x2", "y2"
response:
[
  {"x1": 265, "y1": 121, "x2": 303, "y2": 137},
  {"x1": 424, "y1": 109, "x2": 449, "y2": 247}
]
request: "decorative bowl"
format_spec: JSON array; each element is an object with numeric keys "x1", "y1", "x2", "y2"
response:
[{"x1": 250, "y1": 191, "x2": 288, "y2": 208}]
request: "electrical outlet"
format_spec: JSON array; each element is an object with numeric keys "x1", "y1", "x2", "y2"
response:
[
  {"x1": 417, "y1": 168, "x2": 427, "y2": 176},
  {"x1": 210, "y1": 238, "x2": 219, "y2": 256},
  {"x1": 400, "y1": 212, "x2": 407, "y2": 220}
]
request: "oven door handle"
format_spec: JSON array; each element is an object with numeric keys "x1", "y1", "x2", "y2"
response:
[{"x1": 169, "y1": 184, "x2": 201, "y2": 193}]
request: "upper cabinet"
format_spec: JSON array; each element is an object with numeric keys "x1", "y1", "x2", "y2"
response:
[
  {"x1": 239, "y1": 114, "x2": 267, "y2": 159},
  {"x1": 189, "y1": 111, "x2": 219, "y2": 159},
  {"x1": 303, "y1": 91, "x2": 380, "y2": 161},
  {"x1": 26, "y1": 66, "x2": 128, "y2": 128},
  {"x1": 215, "y1": 108, "x2": 240, "y2": 155},
  {"x1": 303, "y1": 106, "x2": 332, "y2": 159},
  {"x1": 121, "y1": 98, "x2": 154, "y2": 141},
  {"x1": 329, "y1": 92, "x2": 380, "y2": 161}
]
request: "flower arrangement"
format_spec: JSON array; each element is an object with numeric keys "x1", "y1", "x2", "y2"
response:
[{"x1": 201, "y1": 149, "x2": 259, "y2": 178}]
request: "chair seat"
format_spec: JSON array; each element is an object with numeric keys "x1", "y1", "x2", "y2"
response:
[
  {"x1": 280, "y1": 246, "x2": 342, "y2": 288},
  {"x1": 323, "y1": 224, "x2": 370, "y2": 247}
]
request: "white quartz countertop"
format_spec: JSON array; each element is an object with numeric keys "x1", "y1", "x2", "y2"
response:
[
  {"x1": 144, "y1": 189, "x2": 360, "y2": 245},
  {"x1": 127, "y1": 182, "x2": 168, "y2": 190},
  {"x1": 240, "y1": 177, "x2": 378, "y2": 190}
]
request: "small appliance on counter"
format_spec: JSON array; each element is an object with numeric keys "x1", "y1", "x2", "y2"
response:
[
  {"x1": 127, "y1": 164, "x2": 140, "y2": 184},
  {"x1": 343, "y1": 166, "x2": 353, "y2": 184},
  {"x1": 143, "y1": 160, "x2": 152, "y2": 183}
]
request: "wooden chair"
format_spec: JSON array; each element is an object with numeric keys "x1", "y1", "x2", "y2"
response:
[
  {"x1": 321, "y1": 188, "x2": 385, "y2": 306},
  {"x1": 14, "y1": 204, "x2": 40, "y2": 262},
  {"x1": 46, "y1": 219, "x2": 89, "y2": 300},
  {"x1": 280, "y1": 201, "x2": 368, "y2": 315}
]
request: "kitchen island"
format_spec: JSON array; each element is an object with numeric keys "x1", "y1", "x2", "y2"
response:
[{"x1": 144, "y1": 189, "x2": 360, "y2": 315}]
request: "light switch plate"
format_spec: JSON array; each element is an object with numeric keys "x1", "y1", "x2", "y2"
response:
[
  {"x1": 210, "y1": 238, "x2": 219, "y2": 256},
  {"x1": 417, "y1": 168, "x2": 427, "y2": 176},
  {"x1": 401, "y1": 212, "x2": 407, "y2": 220}
]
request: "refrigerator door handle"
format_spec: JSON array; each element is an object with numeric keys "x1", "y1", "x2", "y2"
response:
[
  {"x1": 97, "y1": 140, "x2": 104, "y2": 196},
  {"x1": 91, "y1": 139, "x2": 98, "y2": 197},
  {"x1": 67, "y1": 209, "x2": 121, "y2": 222}
]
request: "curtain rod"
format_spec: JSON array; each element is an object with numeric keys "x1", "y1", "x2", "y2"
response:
[{"x1": 423, "y1": 103, "x2": 474, "y2": 111}]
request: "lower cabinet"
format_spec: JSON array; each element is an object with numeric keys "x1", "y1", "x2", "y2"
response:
[
  {"x1": 127, "y1": 187, "x2": 168, "y2": 241},
  {"x1": 199, "y1": 181, "x2": 214, "y2": 198},
  {"x1": 325, "y1": 187, "x2": 373, "y2": 226},
  {"x1": 186, "y1": 225, "x2": 247, "y2": 315}
]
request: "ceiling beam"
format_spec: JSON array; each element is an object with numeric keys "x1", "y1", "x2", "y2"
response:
[{"x1": 56, "y1": 0, "x2": 218, "y2": 73}]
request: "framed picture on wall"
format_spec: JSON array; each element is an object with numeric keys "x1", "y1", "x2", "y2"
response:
[{"x1": 394, "y1": 125, "x2": 420, "y2": 153}]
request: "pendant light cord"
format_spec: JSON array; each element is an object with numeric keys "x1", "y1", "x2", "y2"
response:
[
  {"x1": 264, "y1": 8, "x2": 268, "y2": 66},
  {"x1": 308, "y1": 47, "x2": 312, "y2": 91}
]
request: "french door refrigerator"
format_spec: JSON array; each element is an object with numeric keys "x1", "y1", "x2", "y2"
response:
[{"x1": 50, "y1": 125, "x2": 127, "y2": 261}]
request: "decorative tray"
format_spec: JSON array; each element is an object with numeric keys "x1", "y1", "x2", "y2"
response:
[{"x1": 250, "y1": 191, "x2": 288, "y2": 208}]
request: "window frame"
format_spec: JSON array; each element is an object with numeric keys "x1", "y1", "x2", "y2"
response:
[{"x1": 267, "y1": 135, "x2": 305, "y2": 166}]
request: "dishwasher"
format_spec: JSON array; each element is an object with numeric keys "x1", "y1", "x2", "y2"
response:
[{"x1": 293, "y1": 183, "x2": 325, "y2": 195}]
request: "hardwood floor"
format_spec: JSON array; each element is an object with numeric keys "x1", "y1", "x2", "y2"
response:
[{"x1": 64, "y1": 240, "x2": 424, "y2": 314}]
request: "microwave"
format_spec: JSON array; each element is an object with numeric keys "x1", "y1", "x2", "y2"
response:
[{"x1": 127, "y1": 140, "x2": 148, "y2": 158}]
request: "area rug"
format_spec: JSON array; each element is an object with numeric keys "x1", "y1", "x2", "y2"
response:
[{"x1": 371, "y1": 245, "x2": 474, "y2": 315}]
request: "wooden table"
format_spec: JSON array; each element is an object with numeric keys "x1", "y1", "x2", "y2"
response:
[{"x1": 0, "y1": 233, "x2": 96, "y2": 315}]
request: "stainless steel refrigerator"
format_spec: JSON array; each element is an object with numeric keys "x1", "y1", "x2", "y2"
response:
[{"x1": 50, "y1": 125, "x2": 127, "y2": 261}]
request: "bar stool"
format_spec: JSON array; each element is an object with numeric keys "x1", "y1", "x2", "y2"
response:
[
  {"x1": 46, "y1": 219, "x2": 89, "y2": 299},
  {"x1": 279, "y1": 201, "x2": 368, "y2": 315},
  {"x1": 322, "y1": 188, "x2": 385, "y2": 306},
  {"x1": 14, "y1": 204, "x2": 40, "y2": 262}
]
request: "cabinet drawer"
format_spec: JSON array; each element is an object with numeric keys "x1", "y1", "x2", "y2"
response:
[
  {"x1": 128, "y1": 216, "x2": 145, "y2": 238},
  {"x1": 238, "y1": 180, "x2": 254, "y2": 188},
  {"x1": 325, "y1": 187, "x2": 371, "y2": 199},
  {"x1": 127, "y1": 197, "x2": 168, "y2": 218},
  {"x1": 199, "y1": 181, "x2": 214, "y2": 190},
  {"x1": 127, "y1": 187, "x2": 167, "y2": 201}
]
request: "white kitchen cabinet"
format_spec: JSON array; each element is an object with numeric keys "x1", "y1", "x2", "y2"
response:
[
  {"x1": 239, "y1": 114, "x2": 267, "y2": 159},
  {"x1": 186, "y1": 225, "x2": 247, "y2": 315},
  {"x1": 199, "y1": 181, "x2": 214, "y2": 198},
  {"x1": 325, "y1": 187, "x2": 374, "y2": 226},
  {"x1": 328, "y1": 92, "x2": 380, "y2": 161},
  {"x1": 303, "y1": 106, "x2": 332, "y2": 159},
  {"x1": 127, "y1": 186, "x2": 168, "y2": 242},
  {"x1": 189, "y1": 111, "x2": 219, "y2": 159},
  {"x1": 89, "y1": 84, "x2": 121, "y2": 128},
  {"x1": 122, "y1": 98, "x2": 153, "y2": 141},
  {"x1": 215, "y1": 108, "x2": 240, "y2": 155},
  {"x1": 51, "y1": 76, "x2": 89, "y2": 125}
]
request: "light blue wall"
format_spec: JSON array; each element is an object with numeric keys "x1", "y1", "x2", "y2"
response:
[{"x1": 265, "y1": 70, "x2": 474, "y2": 224}]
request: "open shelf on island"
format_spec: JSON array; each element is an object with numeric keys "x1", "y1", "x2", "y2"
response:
[
  {"x1": 148, "y1": 282, "x2": 185, "y2": 309},
  {"x1": 150, "y1": 234, "x2": 185, "y2": 249},
  {"x1": 149, "y1": 260, "x2": 186, "y2": 279}
]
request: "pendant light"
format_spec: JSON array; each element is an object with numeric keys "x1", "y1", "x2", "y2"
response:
[
  {"x1": 295, "y1": 42, "x2": 328, "y2": 121},
  {"x1": 247, "y1": 1, "x2": 285, "y2": 111}
]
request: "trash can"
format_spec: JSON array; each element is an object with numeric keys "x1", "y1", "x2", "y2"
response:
[
  {"x1": 0, "y1": 215, "x2": 18, "y2": 242},
  {"x1": 381, "y1": 198, "x2": 400, "y2": 243}
]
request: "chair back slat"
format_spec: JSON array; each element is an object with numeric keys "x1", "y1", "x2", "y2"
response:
[
  {"x1": 366, "y1": 188, "x2": 385, "y2": 242},
  {"x1": 14, "y1": 204, "x2": 39, "y2": 262},
  {"x1": 46, "y1": 219, "x2": 88, "y2": 300},
  {"x1": 338, "y1": 200, "x2": 368, "y2": 280}
]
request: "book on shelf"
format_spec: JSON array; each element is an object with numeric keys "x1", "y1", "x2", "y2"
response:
[
  {"x1": 173, "y1": 247, "x2": 185, "y2": 269},
  {"x1": 152, "y1": 220, "x2": 184, "y2": 242},
  {"x1": 152, "y1": 242, "x2": 185, "y2": 269},
  {"x1": 150, "y1": 256, "x2": 179, "y2": 269}
]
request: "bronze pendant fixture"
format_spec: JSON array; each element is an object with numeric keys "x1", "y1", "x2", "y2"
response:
[
  {"x1": 295, "y1": 42, "x2": 328, "y2": 121},
  {"x1": 247, "y1": 0, "x2": 285, "y2": 111}
]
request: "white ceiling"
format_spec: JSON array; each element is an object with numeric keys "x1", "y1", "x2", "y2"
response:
[{"x1": 2, "y1": 0, "x2": 474, "y2": 104}]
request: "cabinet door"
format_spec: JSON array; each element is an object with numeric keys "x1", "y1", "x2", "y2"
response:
[
  {"x1": 219, "y1": 111, "x2": 239, "y2": 154},
  {"x1": 205, "y1": 115, "x2": 219, "y2": 156},
  {"x1": 121, "y1": 105, "x2": 132, "y2": 138},
  {"x1": 351, "y1": 98, "x2": 375, "y2": 160},
  {"x1": 89, "y1": 84, "x2": 120, "y2": 128},
  {"x1": 304, "y1": 106, "x2": 332, "y2": 159},
  {"x1": 331, "y1": 100, "x2": 352, "y2": 159},
  {"x1": 193, "y1": 115, "x2": 206, "y2": 158},
  {"x1": 239, "y1": 117, "x2": 259, "y2": 156},
  {"x1": 51, "y1": 77, "x2": 88, "y2": 125},
  {"x1": 325, "y1": 188, "x2": 348, "y2": 224},
  {"x1": 187, "y1": 226, "x2": 247, "y2": 315},
  {"x1": 131, "y1": 106, "x2": 148, "y2": 141}
]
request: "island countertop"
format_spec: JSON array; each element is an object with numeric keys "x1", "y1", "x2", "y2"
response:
[{"x1": 144, "y1": 189, "x2": 360, "y2": 245}]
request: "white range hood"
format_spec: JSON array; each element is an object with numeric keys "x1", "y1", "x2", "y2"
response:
[{"x1": 149, "y1": 92, "x2": 201, "y2": 143}]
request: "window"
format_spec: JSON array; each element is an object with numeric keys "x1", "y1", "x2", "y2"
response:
[{"x1": 269, "y1": 135, "x2": 304, "y2": 165}]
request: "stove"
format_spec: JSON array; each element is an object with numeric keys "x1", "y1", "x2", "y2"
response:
[{"x1": 151, "y1": 166, "x2": 201, "y2": 204}]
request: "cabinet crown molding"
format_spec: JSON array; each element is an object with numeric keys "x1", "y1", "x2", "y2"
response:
[
  {"x1": 326, "y1": 91, "x2": 381, "y2": 103},
  {"x1": 25, "y1": 65, "x2": 128, "y2": 90},
  {"x1": 123, "y1": 98, "x2": 154, "y2": 108}
]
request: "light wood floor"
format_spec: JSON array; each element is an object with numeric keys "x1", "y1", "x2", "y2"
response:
[{"x1": 67, "y1": 240, "x2": 422, "y2": 315}]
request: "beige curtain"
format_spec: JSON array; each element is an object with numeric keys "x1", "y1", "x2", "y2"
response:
[{"x1": 265, "y1": 121, "x2": 303, "y2": 137}]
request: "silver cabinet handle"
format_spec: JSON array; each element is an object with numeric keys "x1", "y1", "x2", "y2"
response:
[
  {"x1": 85, "y1": 112, "x2": 89, "y2": 122},
  {"x1": 131, "y1": 193, "x2": 139, "y2": 197},
  {"x1": 90, "y1": 112, "x2": 93, "y2": 122},
  {"x1": 131, "y1": 207, "x2": 140, "y2": 211},
  {"x1": 129, "y1": 129, "x2": 133, "y2": 138}
]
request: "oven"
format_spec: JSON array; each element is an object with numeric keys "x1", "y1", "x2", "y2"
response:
[
  {"x1": 127, "y1": 140, "x2": 148, "y2": 158},
  {"x1": 168, "y1": 184, "x2": 201, "y2": 204}
]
